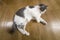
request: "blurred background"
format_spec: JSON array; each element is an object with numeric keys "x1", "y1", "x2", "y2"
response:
[{"x1": 0, "y1": 0, "x2": 60, "y2": 40}]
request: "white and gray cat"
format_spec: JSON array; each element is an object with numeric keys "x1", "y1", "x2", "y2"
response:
[{"x1": 10, "y1": 4, "x2": 48, "y2": 36}]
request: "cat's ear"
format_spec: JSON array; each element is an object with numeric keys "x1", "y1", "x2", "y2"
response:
[{"x1": 39, "y1": 4, "x2": 48, "y2": 7}]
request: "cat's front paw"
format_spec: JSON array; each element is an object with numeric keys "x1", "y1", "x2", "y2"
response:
[
  {"x1": 44, "y1": 21, "x2": 47, "y2": 24},
  {"x1": 40, "y1": 21, "x2": 47, "y2": 25},
  {"x1": 26, "y1": 32, "x2": 30, "y2": 36},
  {"x1": 25, "y1": 31, "x2": 30, "y2": 36}
]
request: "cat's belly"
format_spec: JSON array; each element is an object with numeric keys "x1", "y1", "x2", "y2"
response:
[{"x1": 14, "y1": 15, "x2": 26, "y2": 25}]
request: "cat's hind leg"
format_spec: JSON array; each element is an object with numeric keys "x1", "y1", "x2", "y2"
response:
[{"x1": 17, "y1": 23, "x2": 30, "y2": 36}]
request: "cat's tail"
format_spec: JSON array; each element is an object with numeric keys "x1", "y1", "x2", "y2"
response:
[{"x1": 8, "y1": 22, "x2": 17, "y2": 34}]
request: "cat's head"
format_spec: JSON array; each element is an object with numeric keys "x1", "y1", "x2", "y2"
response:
[{"x1": 39, "y1": 4, "x2": 48, "y2": 14}]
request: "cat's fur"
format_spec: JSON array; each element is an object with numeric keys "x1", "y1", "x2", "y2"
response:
[{"x1": 11, "y1": 4, "x2": 48, "y2": 36}]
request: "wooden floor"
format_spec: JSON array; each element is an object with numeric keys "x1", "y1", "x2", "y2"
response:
[{"x1": 0, "y1": 0, "x2": 60, "y2": 40}]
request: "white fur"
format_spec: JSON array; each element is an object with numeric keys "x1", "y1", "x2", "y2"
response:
[{"x1": 14, "y1": 5, "x2": 47, "y2": 36}]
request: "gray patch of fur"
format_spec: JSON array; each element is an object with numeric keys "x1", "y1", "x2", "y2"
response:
[
  {"x1": 16, "y1": 7, "x2": 26, "y2": 17},
  {"x1": 29, "y1": 6, "x2": 34, "y2": 8},
  {"x1": 17, "y1": 25, "x2": 24, "y2": 29}
]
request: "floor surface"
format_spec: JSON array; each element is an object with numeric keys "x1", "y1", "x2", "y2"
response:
[{"x1": 0, "y1": 0, "x2": 60, "y2": 40}]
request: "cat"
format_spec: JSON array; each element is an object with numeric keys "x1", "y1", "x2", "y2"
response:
[{"x1": 10, "y1": 4, "x2": 48, "y2": 36}]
